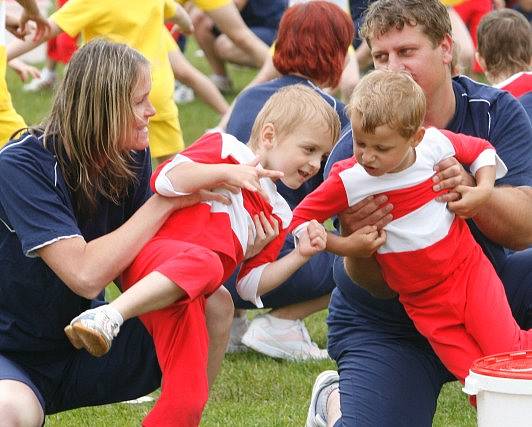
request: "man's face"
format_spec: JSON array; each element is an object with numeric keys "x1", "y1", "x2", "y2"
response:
[{"x1": 369, "y1": 24, "x2": 453, "y2": 103}]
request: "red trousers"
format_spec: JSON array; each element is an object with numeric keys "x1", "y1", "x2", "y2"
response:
[
  {"x1": 47, "y1": 0, "x2": 77, "y2": 64},
  {"x1": 123, "y1": 239, "x2": 226, "y2": 426},
  {"x1": 400, "y1": 243, "x2": 532, "y2": 382},
  {"x1": 453, "y1": 0, "x2": 492, "y2": 73}
]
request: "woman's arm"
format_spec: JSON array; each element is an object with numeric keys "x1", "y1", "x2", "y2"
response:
[{"x1": 37, "y1": 193, "x2": 206, "y2": 299}]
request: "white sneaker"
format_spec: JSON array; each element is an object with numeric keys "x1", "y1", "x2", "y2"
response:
[
  {"x1": 306, "y1": 370, "x2": 339, "y2": 427},
  {"x1": 64, "y1": 306, "x2": 123, "y2": 357},
  {"x1": 23, "y1": 68, "x2": 56, "y2": 92},
  {"x1": 226, "y1": 314, "x2": 250, "y2": 353},
  {"x1": 241, "y1": 314, "x2": 329, "y2": 361},
  {"x1": 210, "y1": 74, "x2": 233, "y2": 93},
  {"x1": 173, "y1": 81, "x2": 195, "y2": 104}
]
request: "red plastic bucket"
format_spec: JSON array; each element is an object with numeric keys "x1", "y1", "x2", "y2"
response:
[{"x1": 463, "y1": 351, "x2": 532, "y2": 426}]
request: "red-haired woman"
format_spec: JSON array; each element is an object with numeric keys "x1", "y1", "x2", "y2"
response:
[{"x1": 223, "y1": 1, "x2": 354, "y2": 361}]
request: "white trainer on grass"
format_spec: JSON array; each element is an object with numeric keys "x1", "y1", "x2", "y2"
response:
[{"x1": 241, "y1": 313, "x2": 329, "y2": 361}]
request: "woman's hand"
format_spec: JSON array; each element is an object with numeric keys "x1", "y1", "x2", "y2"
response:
[{"x1": 244, "y1": 212, "x2": 280, "y2": 259}]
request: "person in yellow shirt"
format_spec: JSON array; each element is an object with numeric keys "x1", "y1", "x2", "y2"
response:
[
  {"x1": 8, "y1": 0, "x2": 193, "y2": 163},
  {"x1": 0, "y1": 0, "x2": 48, "y2": 146}
]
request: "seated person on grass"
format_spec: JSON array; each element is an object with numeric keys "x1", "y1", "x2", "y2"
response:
[{"x1": 64, "y1": 84, "x2": 339, "y2": 426}]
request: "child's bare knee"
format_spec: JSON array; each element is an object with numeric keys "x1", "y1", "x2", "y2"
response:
[{"x1": 206, "y1": 286, "x2": 234, "y2": 329}]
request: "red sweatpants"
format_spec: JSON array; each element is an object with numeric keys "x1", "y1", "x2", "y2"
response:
[
  {"x1": 453, "y1": 0, "x2": 492, "y2": 73},
  {"x1": 122, "y1": 239, "x2": 226, "y2": 426},
  {"x1": 47, "y1": 0, "x2": 77, "y2": 64},
  {"x1": 400, "y1": 243, "x2": 532, "y2": 382}
]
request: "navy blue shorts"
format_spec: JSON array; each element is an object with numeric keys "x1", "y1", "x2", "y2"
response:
[
  {"x1": 225, "y1": 234, "x2": 335, "y2": 309},
  {"x1": 327, "y1": 248, "x2": 532, "y2": 426},
  {"x1": 0, "y1": 316, "x2": 161, "y2": 416}
]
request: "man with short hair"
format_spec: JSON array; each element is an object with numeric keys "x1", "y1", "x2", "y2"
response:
[{"x1": 305, "y1": 1, "x2": 532, "y2": 426}]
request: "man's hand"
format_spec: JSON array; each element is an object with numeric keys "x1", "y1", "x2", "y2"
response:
[
  {"x1": 339, "y1": 195, "x2": 393, "y2": 235},
  {"x1": 433, "y1": 157, "x2": 475, "y2": 202},
  {"x1": 448, "y1": 185, "x2": 492, "y2": 218}
]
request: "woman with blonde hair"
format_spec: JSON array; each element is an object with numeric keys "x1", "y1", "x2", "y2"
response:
[{"x1": 0, "y1": 39, "x2": 232, "y2": 427}]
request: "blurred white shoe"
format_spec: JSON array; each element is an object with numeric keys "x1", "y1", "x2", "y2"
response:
[
  {"x1": 23, "y1": 68, "x2": 56, "y2": 92},
  {"x1": 173, "y1": 81, "x2": 195, "y2": 104},
  {"x1": 306, "y1": 370, "x2": 339, "y2": 427},
  {"x1": 241, "y1": 313, "x2": 329, "y2": 361},
  {"x1": 226, "y1": 314, "x2": 249, "y2": 353},
  {"x1": 210, "y1": 74, "x2": 233, "y2": 93}
]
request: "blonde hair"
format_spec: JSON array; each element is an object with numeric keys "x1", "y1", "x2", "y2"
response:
[
  {"x1": 347, "y1": 70, "x2": 426, "y2": 138},
  {"x1": 248, "y1": 85, "x2": 340, "y2": 150},
  {"x1": 39, "y1": 39, "x2": 150, "y2": 218}
]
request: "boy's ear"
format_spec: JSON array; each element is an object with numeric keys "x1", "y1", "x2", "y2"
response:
[
  {"x1": 411, "y1": 127, "x2": 425, "y2": 147},
  {"x1": 260, "y1": 122, "x2": 276, "y2": 148}
]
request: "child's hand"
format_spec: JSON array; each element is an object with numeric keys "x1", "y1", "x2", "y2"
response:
[
  {"x1": 244, "y1": 213, "x2": 280, "y2": 259},
  {"x1": 448, "y1": 184, "x2": 492, "y2": 218},
  {"x1": 221, "y1": 157, "x2": 284, "y2": 200},
  {"x1": 18, "y1": 9, "x2": 50, "y2": 42},
  {"x1": 8, "y1": 58, "x2": 40, "y2": 82},
  {"x1": 341, "y1": 225, "x2": 386, "y2": 258},
  {"x1": 173, "y1": 3, "x2": 195, "y2": 35},
  {"x1": 297, "y1": 220, "x2": 327, "y2": 258}
]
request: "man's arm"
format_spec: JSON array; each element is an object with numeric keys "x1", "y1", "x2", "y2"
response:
[{"x1": 468, "y1": 186, "x2": 532, "y2": 250}]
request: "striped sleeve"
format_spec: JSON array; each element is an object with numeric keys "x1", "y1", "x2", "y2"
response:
[{"x1": 439, "y1": 129, "x2": 507, "y2": 179}]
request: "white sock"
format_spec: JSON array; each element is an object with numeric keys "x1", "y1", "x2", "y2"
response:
[
  {"x1": 316, "y1": 383, "x2": 338, "y2": 423},
  {"x1": 40, "y1": 68, "x2": 56, "y2": 81},
  {"x1": 100, "y1": 304, "x2": 124, "y2": 326}
]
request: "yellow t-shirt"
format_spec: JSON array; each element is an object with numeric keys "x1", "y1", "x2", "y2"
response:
[
  {"x1": 51, "y1": 0, "x2": 178, "y2": 122},
  {"x1": 0, "y1": 0, "x2": 26, "y2": 146},
  {"x1": 1, "y1": 0, "x2": 10, "y2": 110},
  {"x1": 440, "y1": 0, "x2": 466, "y2": 6},
  {"x1": 176, "y1": 0, "x2": 230, "y2": 12}
]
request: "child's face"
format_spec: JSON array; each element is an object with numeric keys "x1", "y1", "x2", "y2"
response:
[
  {"x1": 262, "y1": 124, "x2": 334, "y2": 189},
  {"x1": 352, "y1": 121, "x2": 422, "y2": 176},
  {"x1": 121, "y1": 65, "x2": 156, "y2": 152}
]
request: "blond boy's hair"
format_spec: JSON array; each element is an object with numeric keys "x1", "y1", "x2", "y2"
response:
[
  {"x1": 248, "y1": 85, "x2": 340, "y2": 149},
  {"x1": 477, "y1": 9, "x2": 531, "y2": 79},
  {"x1": 347, "y1": 70, "x2": 426, "y2": 139}
]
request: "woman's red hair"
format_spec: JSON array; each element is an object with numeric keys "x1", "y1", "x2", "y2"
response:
[{"x1": 273, "y1": 1, "x2": 354, "y2": 88}]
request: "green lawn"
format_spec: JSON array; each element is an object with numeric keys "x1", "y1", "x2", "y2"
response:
[{"x1": 6, "y1": 46, "x2": 476, "y2": 426}]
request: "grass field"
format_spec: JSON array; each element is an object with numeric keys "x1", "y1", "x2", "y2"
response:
[{"x1": 6, "y1": 46, "x2": 476, "y2": 426}]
